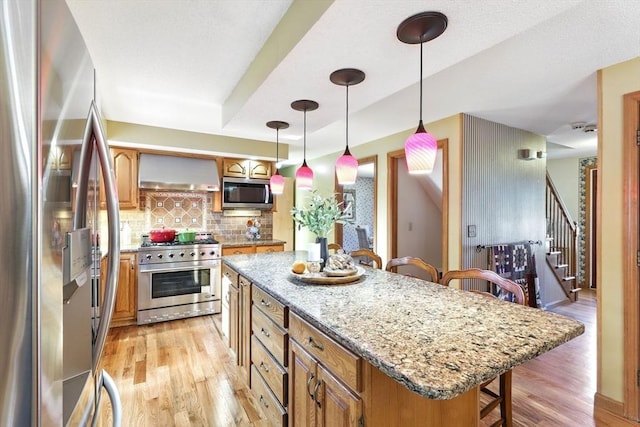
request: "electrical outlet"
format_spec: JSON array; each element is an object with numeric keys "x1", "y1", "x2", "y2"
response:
[
  {"x1": 408, "y1": 222, "x2": 413, "y2": 231},
  {"x1": 468, "y1": 225, "x2": 477, "y2": 238}
]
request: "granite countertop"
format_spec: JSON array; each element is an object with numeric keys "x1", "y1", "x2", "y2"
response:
[
  {"x1": 218, "y1": 238, "x2": 286, "y2": 247},
  {"x1": 223, "y1": 251, "x2": 584, "y2": 400}
]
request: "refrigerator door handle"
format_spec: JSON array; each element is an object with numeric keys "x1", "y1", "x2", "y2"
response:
[
  {"x1": 73, "y1": 101, "x2": 121, "y2": 371},
  {"x1": 91, "y1": 370, "x2": 122, "y2": 427}
]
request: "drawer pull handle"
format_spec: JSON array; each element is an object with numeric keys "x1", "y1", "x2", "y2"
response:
[
  {"x1": 259, "y1": 361, "x2": 270, "y2": 373},
  {"x1": 260, "y1": 327, "x2": 271, "y2": 338},
  {"x1": 260, "y1": 299, "x2": 271, "y2": 307},
  {"x1": 313, "y1": 380, "x2": 322, "y2": 408},
  {"x1": 306, "y1": 373, "x2": 316, "y2": 399},
  {"x1": 259, "y1": 395, "x2": 269, "y2": 408},
  {"x1": 307, "y1": 336, "x2": 324, "y2": 351}
]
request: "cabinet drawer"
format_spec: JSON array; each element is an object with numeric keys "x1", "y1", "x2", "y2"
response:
[
  {"x1": 251, "y1": 335, "x2": 287, "y2": 405},
  {"x1": 252, "y1": 286, "x2": 287, "y2": 328},
  {"x1": 223, "y1": 246, "x2": 254, "y2": 256},
  {"x1": 255, "y1": 244, "x2": 283, "y2": 254},
  {"x1": 289, "y1": 312, "x2": 361, "y2": 392},
  {"x1": 251, "y1": 365, "x2": 287, "y2": 426},
  {"x1": 252, "y1": 305, "x2": 288, "y2": 367},
  {"x1": 222, "y1": 264, "x2": 239, "y2": 288}
]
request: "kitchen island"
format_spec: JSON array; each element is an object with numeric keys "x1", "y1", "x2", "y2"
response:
[{"x1": 223, "y1": 251, "x2": 584, "y2": 426}]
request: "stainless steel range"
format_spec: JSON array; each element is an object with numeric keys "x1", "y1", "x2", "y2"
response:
[{"x1": 137, "y1": 237, "x2": 221, "y2": 325}]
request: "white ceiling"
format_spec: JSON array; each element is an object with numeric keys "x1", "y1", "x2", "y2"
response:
[{"x1": 66, "y1": 0, "x2": 640, "y2": 163}]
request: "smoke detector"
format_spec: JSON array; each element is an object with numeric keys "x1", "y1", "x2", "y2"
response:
[{"x1": 583, "y1": 124, "x2": 597, "y2": 133}]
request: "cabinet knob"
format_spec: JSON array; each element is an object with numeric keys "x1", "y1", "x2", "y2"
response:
[
  {"x1": 260, "y1": 299, "x2": 271, "y2": 308},
  {"x1": 259, "y1": 361, "x2": 270, "y2": 373}
]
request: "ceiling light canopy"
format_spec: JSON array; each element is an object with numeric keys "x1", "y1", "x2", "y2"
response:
[
  {"x1": 266, "y1": 120, "x2": 289, "y2": 195},
  {"x1": 397, "y1": 11, "x2": 447, "y2": 174},
  {"x1": 330, "y1": 68, "x2": 366, "y2": 186},
  {"x1": 291, "y1": 99, "x2": 319, "y2": 190}
]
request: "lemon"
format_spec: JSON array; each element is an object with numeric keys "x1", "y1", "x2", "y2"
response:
[{"x1": 292, "y1": 261, "x2": 306, "y2": 274}]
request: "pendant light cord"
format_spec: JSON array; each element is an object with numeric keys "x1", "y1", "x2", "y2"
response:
[
  {"x1": 303, "y1": 109, "x2": 307, "y2": 162},
  {"x1": 275, "y1": 128, "x2": 279, "y2": 169},
  {"x1": 419, "y1": 41, "x2": 423, "y2": 121},
  {"x1": 345, "y1": 84, "x2": 350, "y2": 149}
]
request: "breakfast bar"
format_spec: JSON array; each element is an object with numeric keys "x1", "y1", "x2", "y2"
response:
[{"x1": 223, "y1": 251, "x2": 584, "y2": 426}]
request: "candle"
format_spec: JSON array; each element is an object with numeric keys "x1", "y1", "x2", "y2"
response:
[{"x1": 308, "y1": 243, "x2": 321, "y2": 261}]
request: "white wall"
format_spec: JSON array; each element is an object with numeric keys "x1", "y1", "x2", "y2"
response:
[
  {"x1": 397, "y1": 157, "x2": 443, "y2": 277},
  {"x1": 546, "y1": 157, "x2": 580, "y2": 222}
]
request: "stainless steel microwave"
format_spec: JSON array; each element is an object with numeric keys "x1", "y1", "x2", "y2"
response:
[{"x1": 221, "y1": 177, "x2": 273, "y2": 210}]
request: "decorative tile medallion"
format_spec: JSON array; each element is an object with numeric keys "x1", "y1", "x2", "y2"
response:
[{"x1": 145, "y1": 192, "x2": 207, "y2": 230}]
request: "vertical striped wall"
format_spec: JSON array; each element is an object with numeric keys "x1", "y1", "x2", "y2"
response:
[{"x1": 461, "y1": 114, "x2": 547, "y2": 277}]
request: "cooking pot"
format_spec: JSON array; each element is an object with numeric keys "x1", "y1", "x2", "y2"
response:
[
  {"x1": 149, "y1": 227, "x2": 176, "y2": 243},
  {"x1": 178, "y1": 229, "x2": 197, "y2": 243}
]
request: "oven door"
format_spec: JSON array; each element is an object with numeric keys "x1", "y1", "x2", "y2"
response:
[{"x1": 138, "y1": 260, "x2": 220, "y2": 311}]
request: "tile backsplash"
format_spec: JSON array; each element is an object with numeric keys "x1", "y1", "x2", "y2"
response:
[{"x1": 101, "y1": 190, "x2": 273, "y2": 246}]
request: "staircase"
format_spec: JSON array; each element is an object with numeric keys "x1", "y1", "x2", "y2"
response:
[{"x1": 546, "y1": 173, "x2": 580, "y2": 301}]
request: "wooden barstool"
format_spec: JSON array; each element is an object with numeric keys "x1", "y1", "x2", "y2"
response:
[
  {"x1": 385, "y1": 256, "x2": 440, "y2": 283},
  {"x1": 350, "y1": 249, "x2": 383, "y2": 269},
  {"x1": 440, "y1": 268, "x2": 527, "y2": 427},
  {"x1": 328, "y1": 243, "x2": 342, "y2": 253}
]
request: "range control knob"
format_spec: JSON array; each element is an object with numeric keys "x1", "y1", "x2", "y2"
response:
[
  {"x1": 190, "y1": 252, "x2": 196, "y2": 257},
  {"x1": 145, "y1": 254, "x2": 152, "y2": 260},
  {"x1": 168, "y1": 253, "x2": 174, "y2": 258},
  {"x1": 209, "y1": 250, "x2": 216, "y2": 256},
  {"x1": 200, "y1": 251, "x2": 205, "y2": 256},
  {"x1": 180, "y1": 252, "x2": 185, "y2": 257},
  {"x1": 157, "y1": 254, "x2": 163, "y2": 259}
]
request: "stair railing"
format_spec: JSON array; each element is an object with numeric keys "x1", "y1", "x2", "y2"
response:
[{"x1": 545, "y1": 172, "x2": 579, "y2": 282}]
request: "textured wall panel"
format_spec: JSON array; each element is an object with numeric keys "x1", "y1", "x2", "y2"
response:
[{"x1": 461, "y1": 115, "x2": 546, "y2": 285}]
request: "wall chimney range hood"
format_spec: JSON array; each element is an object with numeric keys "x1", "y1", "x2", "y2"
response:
[{"x1": 138, "y1": 153, "x2": 220, "y2": 192}]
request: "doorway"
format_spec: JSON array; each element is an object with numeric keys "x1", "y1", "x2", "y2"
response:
[
  {"x1": 388, "y1": 140, "x2": 448, "y2": 276},
  {"x1": 335, "y1": 155, "x2": 377, "y2": 253}
]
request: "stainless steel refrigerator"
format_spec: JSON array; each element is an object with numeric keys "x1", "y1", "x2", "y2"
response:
[{"x1": 1, "y1": 0, "x2": 122, "y2": 425}]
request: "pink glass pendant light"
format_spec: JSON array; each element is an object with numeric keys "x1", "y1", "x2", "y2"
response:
[
  {"x1": 397, "y1": 11, "x2": 448, "y2": 174},
  {"x1": 291, "y1": 100, "x2": 319, "y2": 190},
  {"x1": 266, "y1": 120, "x2": 289, "y2": 195},
  {"x1": 330, "y1": 68, "x2": 366, "y2": 185}
]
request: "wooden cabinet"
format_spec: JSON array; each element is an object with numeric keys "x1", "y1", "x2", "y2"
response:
[
  {"x1": 256, "y1": 244, "x2": 284, "y2": 254},
  {"x1": 251, "y1": 285, "x2": 289, "y2": 425},
  {"x1": 223, "y1": 264, "x2": 240, "y2": 362},
  {"x1": 45, "y1": 145, "x2": 73, "y2": 170},
  {"x1": 222, "y1": 243, "x2": 284, "y2": 256},
  {"x1": 100, "y1": 147, "x2": 138, "y2": 209},
  {"x1": 223, "y1": 246, "x2": 256, "y2": 256},
  {"x1": 223, "y1": 158, "x2": 272, "y2": 179},
  {"x1": 100, "y1": 253, "x2": 137, "y2": 327},
  {"x1": 239, "y1": 274, "x2": 252, "y2": 384},
  {"x1": 289, "y1": 312, "x2": 363, "y2": 427},
  {"x1": 289, "y1": 338, "x2": 362, "y2": 427},
  {"x1": 248, "y1": 160, "x2": 271, "y2": 179}
]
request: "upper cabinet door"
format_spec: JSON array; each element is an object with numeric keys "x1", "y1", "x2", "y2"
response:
[
  {"x1": 249, "y1": 160, "x2": 272, "y2": 179},
  {"x1": 100, "y1": 147, "x2": 138, "y2": 209},
  {"x1": 223, "y1": 158, "x2": 248, "y2": 178}
]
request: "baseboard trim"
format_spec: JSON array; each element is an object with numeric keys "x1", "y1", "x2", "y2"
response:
[
  {"x1": 594, "y1": 392, "x2": 637, "y2": 426},
  {"x1": 543, "y1": 299, "x2": 570, "y2": 310}
]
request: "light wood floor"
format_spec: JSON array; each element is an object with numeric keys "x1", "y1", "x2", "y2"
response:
[{"x1": 97, "y1": 290, "x2": 596, "y2": 426}]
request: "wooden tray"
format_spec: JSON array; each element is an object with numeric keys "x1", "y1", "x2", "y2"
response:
[{"x1": 290, "y1": 266, "x2": 365, "y2": 285}]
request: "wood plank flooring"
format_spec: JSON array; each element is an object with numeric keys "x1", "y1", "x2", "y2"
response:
[{"x1": 97, "y1": 290, "x2": 596, "y2": 426}]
